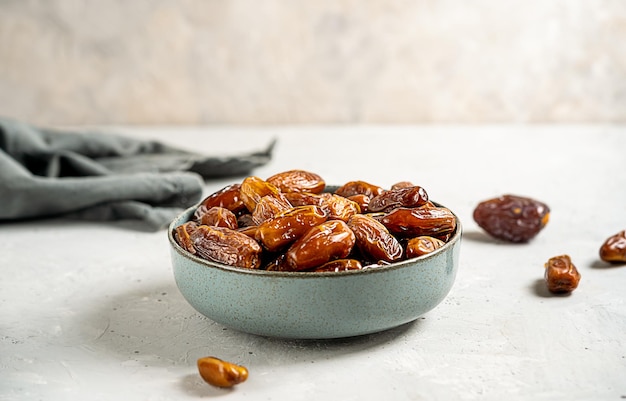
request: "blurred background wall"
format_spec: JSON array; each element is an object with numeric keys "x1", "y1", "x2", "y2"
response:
[{"x1": 0, "y1": 0, "x2": 625, "y2": 126}]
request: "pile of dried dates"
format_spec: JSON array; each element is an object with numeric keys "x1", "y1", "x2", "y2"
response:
[{"x1": 173, "y1": 169, "x2": 457, "y2": 272}]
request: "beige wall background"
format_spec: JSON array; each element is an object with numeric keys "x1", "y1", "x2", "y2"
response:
[{"x1": 1, "y1": 0, "x2": 625, "y2": 126}]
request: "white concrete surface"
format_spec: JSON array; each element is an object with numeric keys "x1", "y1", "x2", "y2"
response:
[{"x1": 1, "y1": 125, "x2": 625, "y2": 400}]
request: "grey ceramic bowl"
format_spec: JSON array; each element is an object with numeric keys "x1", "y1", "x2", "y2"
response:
[{"x1": 168, "y1": 200, "x2": 462, "y2": 339}]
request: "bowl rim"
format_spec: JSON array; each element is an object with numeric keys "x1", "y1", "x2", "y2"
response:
[{"x1": 168, "y1": 199, "x2": 462, "y2": 279}]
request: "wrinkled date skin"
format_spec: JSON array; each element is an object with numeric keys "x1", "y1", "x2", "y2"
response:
[
  {"x1": 347, "y1": 194, "x2": 371, "y2": 213},
  {"x1": 198, "y1": 206, "x2": 238, "y2": 229},
  {"x1": 368, "y1": 186, "x2": 429, "y2": 212},
  {"x1": 174, "y1": 221, "x2": 199, "y2": 254},
  {"x1": 544, "y1": 254, "x2": 581, "y2": 293},
  {"x1": 239, "y1": 176, "x2": 289, "y2": 213},
  {"x1": 256, "y1": 205, "x2": 328, "y2": 252},
  {"x1": 347, "y1": 214, "x2": 403, "y2": 262},
  {"x1": 321, "y1": 193, "x2": 361, "y2": 221},
  {"x1": 473, "y1": 194, "x2": 550, "y2": 243},
  {"x1": 251, "y1": 195, "x2": 292, "y2": 225},
  {"x1": 599, "y1": 230, "x2": 626, "y2": 264},
  {"x1": 283, "y1": 191, "x2": 326, "y2": 208},
  {"x1": 405, "y1": 236, "x2": 445, "y2": 258},
  {"x1": 197, "y1": 356, "x2": 248, "y2": 388},
  {"x1": 174, "y1": 170, "x2": 458, "y2": 272},
  {"x1": 190, "y1": 225, "x2": 262, "y2": 269},
  {"x1": 266, "y1": 169, "x2": 326, "y2": 194},
  {"x1": 379, "y1": 206, "x2": 457, "y2": 238},
  {"x1": 285, "y1": 220, "x2": 356, "y2": 271},
  {"x1": 335, "y1": 180, "x2": 384, "y2": 199}
]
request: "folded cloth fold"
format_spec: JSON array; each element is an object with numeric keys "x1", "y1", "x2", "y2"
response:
[{"x1": 0, "y1": 117, "x2": 275, "y2": 230}]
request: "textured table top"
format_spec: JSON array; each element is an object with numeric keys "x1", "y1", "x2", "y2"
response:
[{"x1": 2, "y1": 125, "x2": 625, "y2": 401}]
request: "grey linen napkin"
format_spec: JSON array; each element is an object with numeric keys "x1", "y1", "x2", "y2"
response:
[{"x1": 0, "y1": 117, "x2": 274, "y2": 230}]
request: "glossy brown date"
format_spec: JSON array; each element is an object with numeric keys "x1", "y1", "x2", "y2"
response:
[
  {"x1": 239, "y1": 176, "x2": 290, "y2": 213},
  {"x1": 283, "y1": 191, "x2": 326, "y2": 208},
  {"x1": 368, "y1": 186, "x2": 429, "y2": 212},
  {"x1": 473, "y1": 194, "x2": 550, "y2": 243},
  {"x1": 391, "y1": 181, "x2": 415, "y2": 190},
  {"x1": 251, "y1": 195, "x2": 292, "y2": 225},
  {"x1": 334, "y1": 180, "x2": 384, "y2": 199},
  {"x1": 266, "y1": 169, "x2": 326, "y2": 194},
  {"x1": 379, "y1": 206, "x2": 457, "y2": 238},
  {"x1": 190, "y1": 225, "x2": 262, "y2": 269},
  {"x1": 173, "y1": 221, "x2": 199, "y2": 254},
  {"x1": 199, "y1": 206, "x2": 238, "y2": 229},
  {"x1": 599, "y1": 230, "x2": 626, "y2": 264},
  {"x1": 544, "y1": 254, "x2": 581, "y2": 293},
  {"x1": 347, "y1": 194, "x2": 371, "y2": 213},
  {"x1": 256, "y1": 205, "x2": 328, "y2": 252},
  {"x1": 285, "y1": 220, "x2": 356, "y2": 271},
  {"x1": 237, "y1": 225, "x2": 259, "y2": 239},
  {"x1": 321, "y1": 193, "x2": 361, "y2": 221},
  {"x1": 197, "y1": 356, "x2": 248, "y2": 388},
  {"x1": 199, "y1": 184, "x2": 246, "y2": 213},
  {"x1": 347, "y1": 214, "x2": 403, "y2": 263},
  {"x1": 405, "y1": 236, "x2": 445, "y2": 258}
]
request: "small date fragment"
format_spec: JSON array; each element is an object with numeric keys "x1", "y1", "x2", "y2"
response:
[
  {"x1": 544, "y1": 254, "x2": 581, "y2": 294},
  {"x1": 197, "y1": 356, "x2": 248, "y2": 388}
]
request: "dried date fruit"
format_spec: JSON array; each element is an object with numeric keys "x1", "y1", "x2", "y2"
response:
[
  {"x1": 197, "y1": 356, "x2": 248, "y2": 388},
  {"x1": 405, "y1": 236, "x2": 445, "y2": 258},
  {"x1": 473, "y1": 194, "x2": 549, "y2": 243},
  {"x1": 283, "y1": 191, "x2": 325, "y2": 207},
  {"x1": 199, "y1": 207, "x2": 238, "y2": 229},
  {"x1": 190, "y1": 225, "x2": 262, "y2": 269},
  {"x1": 321, "y1": 193, "x2": 361, "y2": 221},
  {"x1": 334, "y1": 180, "x2": 384, "y2": 199},
  {"x1": 391, "y1": 181, "x2": 415, "y2": 190},
  {"x1": 379, "y1": 206, "x2": 457, "y2": 238},
  {"x1": 193, "y1": 205, "x2": 209, "y2": 222},
  {"x1": 266, "y1": 169, "x2": 326, "y2": 194},
  {"x1": 599, "y1": 230, "x2": 626, "y2": 264},
  {"x1": 368, "y1": 186, "x2": 429, "y2": 212},
  {"x1": 251, "y1": 195, "x2": 292, "y2": 225},
  {"x1": 200, "y1": 184, "x2": 246, "y2": 213},
  {"x1": 256, "y1": 205, "x2": 328, "y2": 252},
  {"x1": 347, "y1": 194, "x2": 371, "y2": 213},
  {"x1": 313, "y1": 259, "x2": 363, "y2": 272},
  {"x1": 174, "y1": 221, "x2": 199, "y2": 254},
  {"x1": 544, "y1": 254, "x2": 581, "y2": 293},
  {"x1": 239, "y1": 176, "x2": 289, "y2": 213},
  {"x1": 285, "y1": 220, "x2": 356, "y2": 271},
  {"x1": 347, "y1": 214, "x2": 403, "y2": 262}
]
